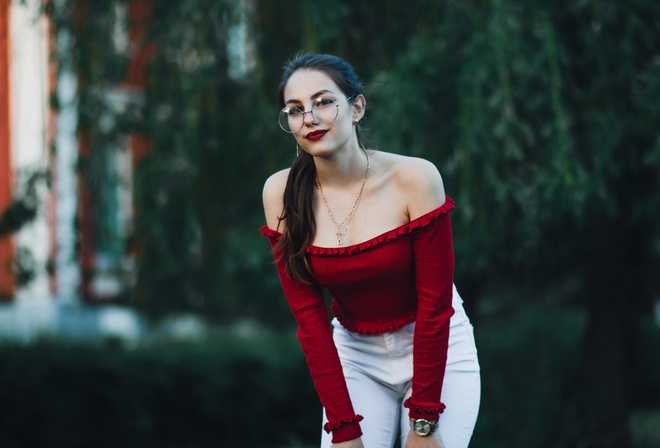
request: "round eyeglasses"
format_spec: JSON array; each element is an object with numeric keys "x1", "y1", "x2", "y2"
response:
[{"x1": 278, "y1": 93, "x2": 357, "y2": 133}]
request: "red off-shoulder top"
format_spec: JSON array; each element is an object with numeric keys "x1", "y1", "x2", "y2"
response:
[{"x1": 260, "y1": 197, "x2": 455, "y2": 443}]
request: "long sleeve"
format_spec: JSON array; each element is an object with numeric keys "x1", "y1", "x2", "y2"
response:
[
  {"x1": 404, "y1": 206, "x2": 455, "y2": 421},
  {"x1": 261, "y1": 230, "x2": 363, "y2": 443}
]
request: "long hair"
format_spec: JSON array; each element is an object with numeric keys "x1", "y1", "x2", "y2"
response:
[{"x1": 274, "y1": 52, "x2": 369, "y2": 283}]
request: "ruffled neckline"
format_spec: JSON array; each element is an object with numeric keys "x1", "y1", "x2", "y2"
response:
[{"x1": 259, "y1": 197, "x2": 454, "y2": 256}]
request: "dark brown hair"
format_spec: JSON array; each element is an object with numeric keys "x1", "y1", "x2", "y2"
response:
[{"x1": 275, "y1": 53, "x2": 369, "y2": 283}]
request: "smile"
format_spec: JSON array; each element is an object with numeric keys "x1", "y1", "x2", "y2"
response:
[{"x1": 305, "y1": 130, "x2": 328, "y2": 141}]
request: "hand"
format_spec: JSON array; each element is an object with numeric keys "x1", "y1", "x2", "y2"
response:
[
  {"x1": 404, "y1": 429, "x2": 446, "y2": 448},
  {"x1": 331, "y1": 437, "x2": 364, "y2": 448}
]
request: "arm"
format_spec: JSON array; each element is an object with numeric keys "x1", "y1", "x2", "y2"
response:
[
  {"x1": 406, "y1": 211, "x2": 454, "y2": 419},
  {"x1": 261, "y1": 173, "x2": 363, "y2": 443},
  {"x1": 401, "y1": 159, "x2": 455, "y2": 421}
]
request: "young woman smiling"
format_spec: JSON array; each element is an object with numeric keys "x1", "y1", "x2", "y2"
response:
[{"x1": 261, "y1": 53, "x2": 480, "y2": 448}]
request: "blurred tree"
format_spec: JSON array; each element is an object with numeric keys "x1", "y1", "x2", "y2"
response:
[
  {"x1": 45, "y1": 0, "x2": 285, "y2": 317},
  {"x1": 43, "y1": 1, "x2": 659, "y2": 445},
  {"x1": 0, "y1": 169, "x2": 49, "y2": 288},
  {"x1": 368, "y1": 1, "x2": 660, "y2": 446}
]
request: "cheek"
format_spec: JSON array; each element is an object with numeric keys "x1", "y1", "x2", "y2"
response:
[{"x1": 336, "y1": 112, "x2": 355, "y2": 133}]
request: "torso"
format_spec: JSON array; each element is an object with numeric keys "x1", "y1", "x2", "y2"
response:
[{"x1": 311, "y1": 150, "x2": 411, "y2": 247}]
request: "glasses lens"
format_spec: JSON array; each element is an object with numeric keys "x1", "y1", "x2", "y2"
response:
[
  {"x1": 277, "y1": 98, "x2": 341, "y2": 133},
  {"x1": 278, "y1": 107, "x2": 303, "y2": 133},
  {"x1": 312, "y1": 98, "x2": 339, "y2": 124}
]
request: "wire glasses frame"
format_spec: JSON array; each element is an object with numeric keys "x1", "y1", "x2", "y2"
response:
[{"x1": 278, "y1": 93, "x2": 358, "y2": 133}]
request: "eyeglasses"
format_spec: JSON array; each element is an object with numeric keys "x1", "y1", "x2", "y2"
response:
[{"x1": 278, "y1": 93, "x2": 357, "y2": 133}]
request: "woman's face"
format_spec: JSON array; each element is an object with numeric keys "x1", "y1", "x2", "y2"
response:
[{"x1": 282, "y1": 69, "x2": 362, "y2": 157}]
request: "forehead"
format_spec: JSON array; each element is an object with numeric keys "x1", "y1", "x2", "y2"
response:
[{"x1": 283, "y1": 69, "x2": 343, "y2": 103}]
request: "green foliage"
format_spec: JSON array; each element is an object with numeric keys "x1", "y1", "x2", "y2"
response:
[
  {"x1": 0, "y1": 170, "x2": 49, "y2": 238},
  {"x1": 0, "y1": 169, "x2": 50, "y2": 287},
  {"x1": 0, "y1": 331, "x2": 319, "y2": 448},
  {"x1": 1, "y1": 308, "x2": 658, "y2": 447},
  {"x1": 368, "y1": 0, "x2": 660, "y2": 288},
  {"x1": 128, "y1": 0, "x2": 289, "y2": 319},
  {"x1": 634, "y1": 318, "x2": 660, "y2": 408},
  {"x1": 472, "y1": 307, "x2": 660, "y2": 448},
  {"x1": 472, "y1": 305, "x2": 585, "y2": 447}
]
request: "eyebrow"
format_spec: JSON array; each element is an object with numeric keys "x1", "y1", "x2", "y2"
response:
[{"x1": 285, "y1": 89, "x2": 336, "y2": 105}]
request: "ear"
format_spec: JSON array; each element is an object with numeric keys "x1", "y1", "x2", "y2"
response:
[{"x1": 351, "y1": 94, "x2": 366, "y2": 123}]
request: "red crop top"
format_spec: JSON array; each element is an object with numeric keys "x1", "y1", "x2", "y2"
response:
[{"x1": 260, "y1": 197, "x2": 455, "y2": 443}]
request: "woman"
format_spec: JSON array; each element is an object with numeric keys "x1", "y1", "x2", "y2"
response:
[{"x1": 260, "y1": 53, "x2": 480, "y2": 448}]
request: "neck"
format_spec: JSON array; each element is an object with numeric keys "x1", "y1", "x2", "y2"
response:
[{"x1": 314, "y1": 145, "x2": 369, "y2": 188}]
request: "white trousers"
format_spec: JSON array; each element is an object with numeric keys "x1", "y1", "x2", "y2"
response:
[{"x1": 321, "y1": 285, "x2": 481, "y2": 448}]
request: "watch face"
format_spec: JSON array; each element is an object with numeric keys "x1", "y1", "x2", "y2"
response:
[{"x1": 414, "y1": 420, "x2": 431, "y2": 436}]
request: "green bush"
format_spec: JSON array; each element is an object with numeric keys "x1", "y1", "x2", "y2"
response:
[
  {"x1": 0, "y1": 332, "x2": 318, "y2": 448},
  {"x1": 1, "y1": 309, "x2": 658, "y2": 448},
  {"x1": 471, "y1": 306, "x2": 585, "y2": 448},
  {"x1": 471, "y1": 307, "x2": 660, "y2": 448}
]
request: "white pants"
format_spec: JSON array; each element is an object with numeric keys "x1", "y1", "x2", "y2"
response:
[{"x1": 321, "y1": 285, "x2": 480, "y2": 448}]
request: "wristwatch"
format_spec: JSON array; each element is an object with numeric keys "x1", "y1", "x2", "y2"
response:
[{"x1": 409, "y1": 418, "x2": 439, "y2": 437}]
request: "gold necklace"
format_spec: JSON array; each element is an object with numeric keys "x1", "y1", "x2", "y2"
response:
[{"x1": 315, "y1": 150, "x2": 370, "y2": 246}]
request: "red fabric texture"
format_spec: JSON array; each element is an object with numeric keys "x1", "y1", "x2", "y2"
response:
[{"x1": 260, "y1": 197, "x2": 455, "y2": 442}]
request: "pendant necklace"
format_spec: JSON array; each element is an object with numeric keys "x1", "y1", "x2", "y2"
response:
[{"x1": 315, "y1": 150, "x2": 370, "y2": 246}]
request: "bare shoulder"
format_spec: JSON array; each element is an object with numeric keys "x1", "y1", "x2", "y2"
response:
[
  {"x1": 262, "y1": 168, "x2": 290, "y2": 230},
  {"x1": 380, "y1": 152, "x2": 446, "y2": 220}
]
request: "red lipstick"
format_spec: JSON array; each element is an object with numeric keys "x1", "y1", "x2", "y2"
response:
[{"x1": 305, "y1": 130, "x2": 328, "y2": 141}]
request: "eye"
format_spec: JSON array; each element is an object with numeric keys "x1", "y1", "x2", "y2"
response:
[
  {"x1": 314, "y1": 97, "x2": 336, "y2": 108},
  {"x1": 284, "y1": 106, "x2": 303, "y2": 116}
]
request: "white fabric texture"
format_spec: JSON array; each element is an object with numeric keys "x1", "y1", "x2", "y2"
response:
[{"x1": 320, "y1": 285, "x2": 481, "y2": 448}]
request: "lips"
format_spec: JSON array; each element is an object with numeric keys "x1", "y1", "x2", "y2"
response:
[{"x1": 305, "y1": 130, "x2": 328, "y2": 141}]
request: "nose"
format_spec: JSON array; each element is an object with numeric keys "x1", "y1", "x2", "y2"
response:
[{"x1": 302, "y1": 109, "x2": 318, "y2": 125}]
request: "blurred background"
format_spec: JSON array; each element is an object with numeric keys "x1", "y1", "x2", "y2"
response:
[{"x1": 0, "y1": 0, "x2": 659, "y2": 447}]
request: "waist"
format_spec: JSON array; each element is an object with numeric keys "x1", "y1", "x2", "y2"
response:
[{"x1": 333, "y1": 284, "x2": 466, "y2": 335}]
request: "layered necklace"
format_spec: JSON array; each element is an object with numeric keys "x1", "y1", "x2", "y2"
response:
[{"x1": 315, "y1": 150, "x2": 370, "y2": 246}]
